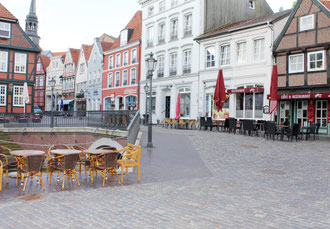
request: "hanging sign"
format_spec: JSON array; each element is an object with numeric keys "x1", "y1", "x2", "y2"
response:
[
  {"x1": 263, "y1": 105, "x2": 270, "y2": 114},
  {"x1": 307, "y1": 100, "x2": 315, "y2": 123}
]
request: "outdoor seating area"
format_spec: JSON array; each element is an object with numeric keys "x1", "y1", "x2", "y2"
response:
[{"x1": 0, "y1": 143, "x2": 142, "y2": 192}]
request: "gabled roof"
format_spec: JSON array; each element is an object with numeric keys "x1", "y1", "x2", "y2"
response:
[
  {"x1": 52, "y1": 52, "x2": 66, "y2": 57},
  {"x1": 101, "y1": 42, "x2": 113, "y2": 52},
  {"x1": 274, "y1": 0, "x2": 330, "y2": 51},
  {"x1": 111, "y1": 11, "x2": 142, "y2": 49},
  {"x1": 195, "y1": 10, "x2": 291, "y2": 41},
  {"x1": 40, "y1": 55, "x2": 50, "y2": 69},
  {"x1": 0, "y1": 3, "x2": 17, "y2": 21},
  {"x1": 82, "y1": 44, "x2": 93, "y2": 63},
  {"x1": 320, "y1": 0, "x2": 330, "y2": 10},
  {"x1": 69, "y1": 48, "x2": 80, "y2": 66}
]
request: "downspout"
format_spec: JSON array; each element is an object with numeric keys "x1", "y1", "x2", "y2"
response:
[{"x1": 138, "y1": 39, "x2": 142, "y2": 111}]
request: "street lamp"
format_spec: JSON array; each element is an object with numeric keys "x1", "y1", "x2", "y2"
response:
[
  {"x1": 49, "y1": 77, "x2": 56, "y2": 128},
  {"x1": 144, "y1": 83, "x2": 149, "y2": 126},
  {"x1": 145, "y1": 52, "x2": 157, "y2": 148}
]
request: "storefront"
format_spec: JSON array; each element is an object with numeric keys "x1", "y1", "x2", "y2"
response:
[
  {"x1": 125, "y1": 95, "x2": 137, "y2": 110},
  {"x1": 278, "y1": 93, "x2": 330, "y2": 135}
]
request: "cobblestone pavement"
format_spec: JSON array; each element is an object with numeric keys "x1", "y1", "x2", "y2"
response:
[{"x1": 0, "y1": 126, "x2": 330, "y2": 228}]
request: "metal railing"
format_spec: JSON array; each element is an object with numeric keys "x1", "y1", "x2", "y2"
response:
[{"x1": 127, "y1": 110, "x2": 140, "y2": 144}]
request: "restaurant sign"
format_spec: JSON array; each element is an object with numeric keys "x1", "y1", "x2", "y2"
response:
[
  {"x1": 278, "y1": 92, "x2": 330, "y2": 100},
  {"x1": 227, "y1": 87, "x2": 264, "y2": 94},
  {"x1": 124, "y1": 89, "x2": 137, "y2": 95}
]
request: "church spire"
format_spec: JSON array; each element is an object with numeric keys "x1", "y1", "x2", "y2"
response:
[{"x1": 25, "y1": 0, "x2": 40, "y2": 46}]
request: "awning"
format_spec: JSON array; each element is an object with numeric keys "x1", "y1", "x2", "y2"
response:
[
  {"x1": 58, "y1": 99, "x2": 74, "y2": 105},
  {"x1": 277, "y1": 92, "x2": 330, "y2": 100},
  {"x1": 227, "y1": 87, "x2": 264, "y2": 94}
]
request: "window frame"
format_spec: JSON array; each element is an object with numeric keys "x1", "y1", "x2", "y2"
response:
[
  {"x1": 115, "y1": 72, "x2": 120, "y2": 87},
  {"x1": 170, "y1": 18, "x2": 178, "y2": 40},
  {"x1": 14, "y1": 53, "x2": 27, "y2": 74},
  {"x1": 123, "y1": 70, "x2": 128, "y2": 86},
  {"x1": 13, "y1": 86, "x2": 24, "y2": 107},
  {"x1": 123, "y1": 52, "x2": 129, "y2": 66},
  {"x1": 300, "y1": 14, "x2": 314, "y2": 32},
  {"x1": 289, "y1": 54, "x2": 304, "y2": 73},
  {"x1": 115, "y1": 54, "x2": 121, "y2": 68},
  {"x1": 131, "y1": 49, "x2": 137, "y2": 64},
  {"x1": 253, "y1": 38, "x2": 265, "y2": 62},
  {"x1": 108, "y1": 73, "x2": 113, "y2": 88},
  {"x1": 0, "y1": 51, "x2": 8, "y2": 72},
  {"x1": 148, "y1": 6, "x2": 154, "y2": 17},
  {"x1": 183, "y1": 49, "x2": 192, "y2": 73},
  {"x1": 130, "y1": 68, "x2": 136, "y2": 84},
  {"x1": 205, "y1": 46, "x2": 215, "y2": 68},
  {"x1": 0, "y1": 22, "x2": 10, "y2": 39},
  {"x1": 169, "y1": 52, "x2": 177, "y2": 76},
  {"x1": 157, "y1": 55, "x2": 164, "y2": 77},
  {"x1": 236, "y1": 42, "x2": 247, "y2": 64},
  {"x1": 147, "y1": 26, "x2": 154, "y2": 47},
  {"x1": 249, "y1": 0, "x2": 255, "y2": 9},
  {"x1": 0, "y1": 85, "x2": 6, "y2": 106},
  {"x1": 159, "y1": 1, "x2": 165, "y2": 12},
  {"x1": 219, "y1": 44, "x2": 231, "y2": 66},
  {"x1": 184, "y1": 13, "x2": 192, "y2": 36},
  {"x1": 158, "y1": 22, "x2": 165, "y2": 44},
  {"x1": 108, "y1": 56, "x2": 113, "y2": 69},
  {"x1": 307, "y1": 51, "x2": 325, "y2": 72}
]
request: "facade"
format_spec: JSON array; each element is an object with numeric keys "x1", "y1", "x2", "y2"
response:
[
  {"x1": 138, "y1": 0, "x2": 273, "y2": 123},
  {"x1": 274, "y1": 0, "x2": 330, "y2": 135},
  {"x1": 45, "y1": 53, "x2": 65, "y2": 111},
  {"x1": 62, "y1": 48, "x2": 80, "y2": 111},
  {"x1": 75, "y1": 44, "x2": 93, "y2": 112},
  {"x1": 86, "y1": 38, "x2": 113, "y2": 111},
  {"x1": 102, "y1": 11, "x2": 142, "y2": 111},
  {"x1": 195, "y1": 11, "x2": 290, "y2": 120},
  {"x1": 34, "y1": 55, "x2": 50, "y2": 111},
  {"x1": 0, "y1": 3, "x2": 40, "y2": 114}
]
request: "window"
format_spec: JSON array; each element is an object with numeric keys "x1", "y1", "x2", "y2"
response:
[
  {"x1": 297, "y1": 100, "x2": 308, "y2": 126},
  {"x1": 220, "y1": 45, "x2": 230, "y2": 66},
  {"x1": 171, "y1": 0, "x2": 178, "y2": 7},
  {"x1": 289, "y1": 54, "x2": 304, "y2": 73},
  {"x1": 131, "y1": 49, "x2": 137, "y2": 64},
  {"x1": 116, "y1": 54, "x2": 121, "y2": 67},
  {"x1": 170, "y1": 19, "x2": 178, "y2": 40},
  {"x1": 14, "y1": 53, "x2": 27, "y2": 73},
  {"x1": 158, "y1": 23, "x2": 165, "y2": 43},
  {"x1": 183, "y1": 49, "x2": 191, "y2": 74},
  {"x1": 115, "y1": 72, "x2": 120, "y2": 87},
  {"x1": 35, "y1": 76, "x2": 39, "y2": 87},
  {"x1": 146, "y1": 92, "x2": 156, "y2": 114},
  {"x1": 147, "y1": 27, "x2": 154, "y2": 47},
  {"x1": 184, "y1": 14, "x2": 192, "y2": 36},
  {"x1": 159, "y1": 1, "x2": 165, "y2": 12},
  {"x1": 206, "y1": 47, "x2": 215, "y2": 68},
  {"x1": 237, "y1": 42, "x2": 247, "y2": 64},
  {"x1": 123, "y1": 70, "x2": 128, "y2": 86},
  {"x1": 169, "y1": 53, "x2": 177, "y2": 76},
  {"x1": 0, "y1": 85, "x2": 6, "y2": 106},
  {"x1": 80, "y1": 63, "x2": 85, "y2": 74},
  {"x1": 108, "y1": 73, "x2": 113, "y2": 88},
  {"x1": 131, "y1": 68, "x2": 136, "y2": 84},
  {"x1": 316, "y1": 100, "x2": 327, "y2": 127},
  {"x1": 0, "y1": 51, "x2": 8, "y2": 72},
  {"x1": 308, "y1": 51, "x2": 324, "y2": 71},
  {"x1": 300, "y1": 14, "x2": 314, "y2": 31},
  {"x1": 108, "y1": 56, "x2": 113, "y2": 69},
  {"x1": 236, "y1": 86, "x2": 264, "y2": 119},
  {"x1": 157, "y1": 55, "x2": 164, "y2": 77},
  {"x1": 13, "y1": 86, "x2": 24, "y2": 106},
  {"x1": 254, "y1": 38, "x2": 265, "y2": 62},
  {"x1": 179, "y1": 88, "x2": 191, "y2": 117},
  {"x1": 123, "y1": 52, "x2": 128, "y2": 66},
  {"x1": 148, "y1": 6, "x2": 154, "y2": 17},
  {"x1": 37, "y1": 62, "x2": 41, "y2": 72},
  {"x1": 0, "y1": 22, "x2": 10, "y2": 38},
  {"x1": 249, "y1": 0, "x2": 255, "y2": 9},
  {"x1": 40, "y1": 76, "x2": 44, "y2": 87}
]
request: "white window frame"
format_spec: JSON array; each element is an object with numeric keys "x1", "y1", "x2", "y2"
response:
[
  {"x1": 158, "y1": 22, "x2": 165, "y2": 43},
  {"x1": 253, "y1": 38, "x2": 265, "y2": 62},
  {"x1": 108, "y1": 56, "x2": 113, "y2": 69},
  {"x1": 0, "y1": 22, "x2": 10, "y2": 39},
  {"x1": 123, "y1": 52, "x2": 129, "y2": 66},
  {"x1": 289, "y1": 54, "x2": 304, "y2": 73},
  {"x1": 130, "y1": 68, "x2": 136, "y2": 84},
  {"x1": 183, "y1": 49, "x2": 191, "y2": 73},
  {"x1": 169, "y1": 53, "x2": 177, "y2": 75},
  {"x1": 157, "y1": 55, "x2": 164, "y2": 77},
  {"x1": 108, "y1": 73, "x2": 113, "y2": 88},
  {"x1": 14, "y1": 53, "x2": 27, "y2": 74},
  {"x1": 219, "y1": 44, "x2": 230, "y2": 66},
  {"x1": 131, "y1": 49, "x2": 137, "y2": 64},
  {"x1": 159, "y1": 1, "x2": 165, "y2": 12},
  {"x1": 123, "y1": 70, "x2": 128, "y2": 86},
  {"x1": 170, "y1": 18, "x2": 178, "y2": 40},
  {"x1": 184, "y1": 14, "x2": 192, "y2": 36},
  {"x1": 307, "y1": 51, "x2": 325, "y2": 72},
  {"x1": 147, "y1": 26, "x2": 154, "y2": 47},
  {"x1": 205, "y1": 47, "x2": 215, "y2": 68},
  {"x1": 0, "y1": 85, "x2": 6, "y2": 106},
  {"x1": 300, "y1": 14, "x2": 314, "y2": 32},
  {"x1": 0, "y1": 51, "x2": 8, "y2": 72},
  {"x1": 249, "y1": 0, "x2": 255, "y2": 9},
  {"x1": 115, "y1": 72, "x2": 120, "y2": 87},
  {"x1": 148, "y1": 6, "x2": 154, "y2": 17},
  {"x1": 13, "y1": 86, "x2": 24, "y2": 107},
  {"x1": 115, "y1": 54, "x2": 121, "y2": 68},
  {"x1": 171, "y1": 0, "x2": 178, "y2": 7},
  {"x1": 237, "y1": 42, "x2": 247, "y2": 64}
]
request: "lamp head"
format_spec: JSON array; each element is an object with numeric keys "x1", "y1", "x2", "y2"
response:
[{"x1": 145, "y1": 52, "x2": 157, "y2": 74}]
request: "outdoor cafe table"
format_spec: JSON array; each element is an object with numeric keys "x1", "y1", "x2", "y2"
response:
[{"x1": 50, "y1": 149, "x2": 82, "y2": 155}]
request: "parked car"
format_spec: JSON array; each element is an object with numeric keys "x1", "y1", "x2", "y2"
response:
[{"x1": 33, "y1": 105, "x2": 43, "y2": 118}]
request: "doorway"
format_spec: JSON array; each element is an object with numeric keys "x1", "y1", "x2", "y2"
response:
[{"x1": 165, "y1": 96, "x2": 171, "y2": 118}]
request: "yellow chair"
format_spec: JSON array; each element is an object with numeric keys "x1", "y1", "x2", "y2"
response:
[
  {"x1": 169, "y1": 118, "x2": 177, "y2": 128},
  {"x1": 163, "y1": 118, "x2": 170, "y2": 128},
  {"x1": 116, "y1": 144, "x2": 141, "y2": 182},
  {"x1": 0, "y1": 160, "x2": 3, "y2": 191},
  {"x1": 47, "y1": 145, "x2": 70, "y2": 178},
  {"x1": 71, "y1": 145, "x2": 88, "y2": 176},
  {"x1": 0, "y1": 146, "x2": 16, "y2": 184}
]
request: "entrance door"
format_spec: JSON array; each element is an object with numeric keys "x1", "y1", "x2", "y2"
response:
[
  {"x1": 279, "y1": 101, "x2": 291, "y2": 124},
  {"x1": 165, "y1": 96, "x2": 170, "y2": 118},
  {"x1": 297, "y1": 100, "x2": 308, "y2": 126}
]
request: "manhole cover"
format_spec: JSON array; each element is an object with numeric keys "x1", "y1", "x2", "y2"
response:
[
  {"x1": 19, "y1": 193, "x2": 44, "y2": 201},
  {"x1": 240, "y1": 144, "x2": 259, "y2": 149},
  {"x1": 260, "y1": 169, "x2": 286, "y2": 175}
]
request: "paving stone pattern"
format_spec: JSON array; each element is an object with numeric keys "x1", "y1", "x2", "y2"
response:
[{"x1": 0, "y1": 126, "x2": 329, "y2": 228}]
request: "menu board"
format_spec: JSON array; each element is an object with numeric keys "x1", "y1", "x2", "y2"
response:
[
  {"x1": 307, "y1": 100, "x2": 315, "y2": 123},
  {"x1": 328, "y1": 99, "x2": 330, "y2": 123}
]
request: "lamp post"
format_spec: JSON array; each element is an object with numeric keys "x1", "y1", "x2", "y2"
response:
[
  {"x1": 49, "y1": 77, "x2": 56, "y2": 128},
  {"x1": 145, "y1": 53, "x2": 157, "y2": 148},
  {"x1": 144, "y1": 83, "x2": 149, "y2": 126}
]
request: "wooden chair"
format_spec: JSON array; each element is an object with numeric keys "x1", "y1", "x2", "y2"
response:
[
  {"x1": 47, "y1": 145, "x2": 70, "y2": 178},
  {"x1": 20, "y1": 155, "x2": 46, "y2": 192},
  {"x1": 177, "y1": 119, "x2": 187, "y2": 129},
  {"x1": 169, "y1": 118, "x2": 177, "y2": 128},
  {"x1": 0, "y1": 146, "x2": 17, "y2": 184},
  {"x1": 0, "y1": 160, "x2": 3, "y2": 191},
  {"x1": 188, "y1": 119, "x2": 196, "y2": 130},
  {"x1": 163, "y1": 118, "x2": 170, "y2": 128},
  {"x1": 49, "y1": 154, "x2": 80, "y2": 189},
  {"x1": 91, "y1": 152, "x2": 121, "y2": 186},
  {"x1": 71, "y1": 145, "x2": 88, "y2": 176},
  {"x1": 116, "y1": 144, "x2": 141, "y2": 182}
]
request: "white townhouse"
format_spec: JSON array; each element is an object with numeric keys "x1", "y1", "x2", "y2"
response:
[
  {"x1": 45, "y1": 53, "x2": 66, "y2": 111},
  {"x1": 194, "y1": 10, "x2": 291, "y2": 120},
  {"x1": 138, "y1": 0, "x2": 273, "y2": 123}
]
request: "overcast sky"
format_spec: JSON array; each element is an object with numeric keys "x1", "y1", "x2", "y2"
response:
[{"x1": 2, "y1": 0, "x2": 295, "y2": 52}]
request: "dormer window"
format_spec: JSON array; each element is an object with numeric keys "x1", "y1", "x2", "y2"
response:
[
  {"x1": 249, "y1": 0, "x2": 255, "y2": 9},
  {"x1": 0, "y1": 22, "x2": 10, "y2": 38},
  {"x1": 300, "y1": 15, "x2": 314, "y2": 31},
  {"x1": 120, "y1": 29, "x2": 128, "y2": 46}
]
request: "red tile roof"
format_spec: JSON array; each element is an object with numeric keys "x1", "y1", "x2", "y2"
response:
[
  {"x1": 0, "y1": 3, "x2": 17, "y2": 21},
  {"x1": 40, "y1": 55, "x2": 50, "y2": 69},
  {"x1": 82, "y1": 44, "x2": 93, "y2": 63},
  {"x1": 52, "y1": 52, "x2": 66, "y2": 57},
  {"x1": 111, "y1": 11, "x2": 142, "y2": 49},
  {"x1": 69, "y1": 48, "x2": 80, "y2": 67},
  {"x1": 101, "y1": 42, "x2": 113, "y2": 52},
  {"x1": 320, "y1": 0, "x2": 330, "y2": 10}
]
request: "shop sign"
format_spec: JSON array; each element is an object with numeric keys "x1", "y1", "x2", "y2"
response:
[
  {"x1": 328, "y1": 99, "x2": 330, "y2": 124},
  {"x1": 278, "y1": 92, "x2": 330, "y2": 100},
  {"x1": 308, "y1": 100, "x2": 315, "y2": 123},
  {"x1": 227, "y1": 87, "x2": 264, "y2": 94},
  {"x1": 263, "y1": 105, "x2": 270, "y2": 114},
  {"x1": 124, "y1": 89, "x2": 137, "y2": 95}
]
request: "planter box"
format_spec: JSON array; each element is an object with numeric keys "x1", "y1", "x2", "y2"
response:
[
  {"x1": 0, "y1": 118, "x2": 9, "y2": 123},
  {"x1": 18, "y1": 118, "x2": 28, "y2": 123},
  {"x1": 32, "y1": 118, "x2": 41, "y2": 123}
]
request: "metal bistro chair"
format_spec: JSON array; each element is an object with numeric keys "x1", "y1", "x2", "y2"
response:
[
  {"x1": 20, "y1": 155, "x2": 46, "y2": 192},
  {"x1": 199, "y1": 117, "x2": 206, "y2": 130},
  {"x1": 287, "y1": 123, "x2": 301, "y2": 142},
  {"x1": 267, "y1": 121, "x2": 281, "y2": 141},
  {"x1": 0, "y1": 146, "x2": 17, "y2": 185},
  {"x1": 228, "y1": 118, "x2": 240, "y2": 134},
  {"x1": 71, "y1": 145, "x2": 89, "y2": 176},
  {"x1": 47, "y1": 145, "x2": 70, "y2": 178}
]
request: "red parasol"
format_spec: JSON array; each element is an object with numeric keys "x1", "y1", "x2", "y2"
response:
[
  {"x1": 175, "y1": 93, "x2": 181, "y2": 120},
  {"x1": 269, "y1": 65, "x2": 278, "y2": 114},
  {"x1": 214, "y1": 69, "x2": 227, "y2": 112}
]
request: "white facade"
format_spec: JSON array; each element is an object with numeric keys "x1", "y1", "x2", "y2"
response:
[
  {"x1": 45, "y1": 55, "x2": 65, "y2": 111},
  {"x1": 139, "y1": 0, "x2": 205, "y2": 123},
  {"x1": 197, "y1": 16, "x2": 289, "y2": 120},
  {"x1": 75, "y1": 45, "x2": 90, "y2": 111}
]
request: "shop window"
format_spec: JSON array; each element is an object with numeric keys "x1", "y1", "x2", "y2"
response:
[
  {"x1": 297, "y1": 100, "x2": 308, "y2": 126},
  {"x1": 316, "y1": 100, "x2": 327, "y2": 127},
  {"x1": 126, "y1": 95, "x2": 137, "y2": 110},
  {"x1": 279, "y1": 101, "x2": 291, "y2": 124},
  {"x1": 104, "y1": 97, "x2": 114, "y2": 111},
  {"x1": 235, "y1": 86, "x2": 263, "y2": 119},
  {"x1": 179, "y1": 88, "x2": 191, "y2": 117}
]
